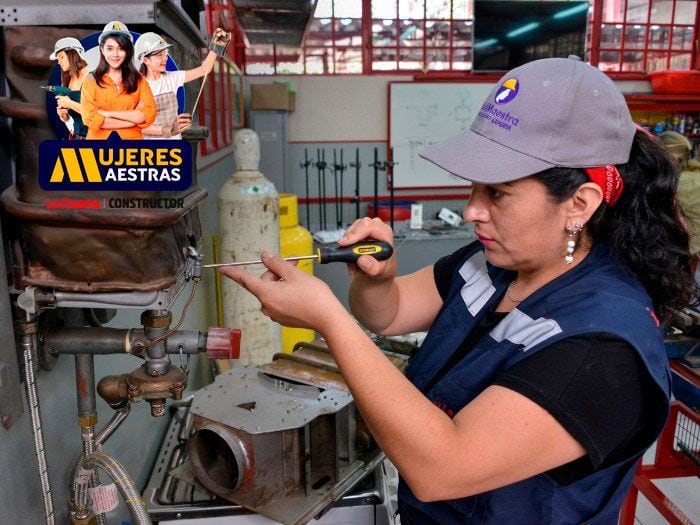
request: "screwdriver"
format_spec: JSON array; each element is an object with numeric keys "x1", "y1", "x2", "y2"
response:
[{"x1": 202, "y1": 240, "x2": 393, "y2": 268}]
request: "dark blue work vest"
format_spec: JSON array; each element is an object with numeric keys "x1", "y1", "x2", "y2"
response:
[{"x1": 398, "y1": 243, "x2": 671, "y2": 524}]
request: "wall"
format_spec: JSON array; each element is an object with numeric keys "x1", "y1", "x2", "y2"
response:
[{"x1": 246, "y1": 75, "x2": 653, "y2": 232}]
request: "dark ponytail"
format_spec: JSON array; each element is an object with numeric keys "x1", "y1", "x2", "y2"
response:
[{"x1": 535, "y1": 130, "x2": 697, "y2": 320}]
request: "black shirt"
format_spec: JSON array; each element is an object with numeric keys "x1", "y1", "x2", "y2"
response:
[{"x1": 431, "y1": 245, "x2": 667, "y2": 484}]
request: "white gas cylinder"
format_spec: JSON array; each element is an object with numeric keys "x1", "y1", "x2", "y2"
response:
[{"x1": 218, "y1": 129, "x2": 281, "y2": 364}]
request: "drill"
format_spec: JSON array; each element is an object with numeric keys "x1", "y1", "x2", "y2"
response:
[{"x1": 40, "y1": 85, "x2": 72, "y2": 96}]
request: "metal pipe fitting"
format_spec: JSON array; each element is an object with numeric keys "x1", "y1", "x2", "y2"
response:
[
  {"x1": 96, "y1": 374, "x2": 130, "y2": 409},
  {"x1": 74, "y1": 354, "x2": 96, "y2": 419},
  {"x1": 95, "y1": 405, "x2": 131, "y2": 447}
]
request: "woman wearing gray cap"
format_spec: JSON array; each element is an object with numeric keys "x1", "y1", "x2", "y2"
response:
[
  {"x1": 81, "y1": 21, "x2": 156, "y2": 139},
  {"x1": 50, "y1": 37, "x2": 88, "y2": 139},
  {"x1": 218, "y1": 57, "x2": 695, "y2": 523},
  {"x1": 134, "y1": 28, "x2": 230, "y2": 140}
]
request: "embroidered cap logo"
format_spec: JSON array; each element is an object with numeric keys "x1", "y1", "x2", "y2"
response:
[{"x1": 494, "y1": 78, "x2": 519, "y2": 105}]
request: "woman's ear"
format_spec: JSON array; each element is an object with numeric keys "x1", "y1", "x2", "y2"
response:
[{"x1": 566, "y1": 182, "x2": 604, "y2": 223}]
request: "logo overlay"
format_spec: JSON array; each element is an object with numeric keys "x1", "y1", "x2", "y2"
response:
[
  {"x1": 477, "y1": 77, "x2": 521, "y2": 132},
  {"x1": 494, "y1": 78, "x2": 519, "y2": 105},
  {"x1": 39, "y1": 134, "x2": 192, "y2": 192}
]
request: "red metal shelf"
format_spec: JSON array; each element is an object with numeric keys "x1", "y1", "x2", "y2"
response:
[{"x1": 625, "y1": 94, "x2": 700, "y2": 112}]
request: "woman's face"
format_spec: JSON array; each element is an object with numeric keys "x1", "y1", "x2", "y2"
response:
[
  {"x1": 464, "y1": 177, "x2": 568, "y2": 273},
  {"x1": 56, "y1": 51, "x2": 70, "y2": 72},
  {"x1": 143, "y1": 50, "x2": 168, "y2": 73},
  {"x1": 101, "y1": 38, "x2": 127, "y2": 70}
]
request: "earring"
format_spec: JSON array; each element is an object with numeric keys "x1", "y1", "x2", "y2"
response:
[{"x1": 565, "y1": 222, "x2": 583, "y2": 264}]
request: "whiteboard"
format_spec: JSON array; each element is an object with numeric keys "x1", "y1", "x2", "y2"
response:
[{"x1": 389, "y1": 82, "x2": 495, "y2": 188}]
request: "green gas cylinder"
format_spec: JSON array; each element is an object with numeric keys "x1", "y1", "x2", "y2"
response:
[{"x1": 279, "y1": 193, "x2": 315, "y2": 352}]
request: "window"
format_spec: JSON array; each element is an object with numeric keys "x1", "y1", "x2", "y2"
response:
[
  {"x1": 597, "y1": 0, "x2": 697, "y2": 72},
  {"x1": 234, "y1": 0, "x2": 697, "y2": 75}
]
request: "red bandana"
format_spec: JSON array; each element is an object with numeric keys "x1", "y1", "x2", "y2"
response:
[{"x1": 584, "y1": 165, "x2": 624, "y2": 206}]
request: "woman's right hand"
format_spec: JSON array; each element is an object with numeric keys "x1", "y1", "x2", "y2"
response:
[
  {"x1": 171, "y1": 113, "x2": 192, "y2": 134},
  {"x1": 55, "y1": 95, "x2": 71, "y2": 109},
  {"x1": 338, "y1": 217, "x2": 396, "y2": 280}
]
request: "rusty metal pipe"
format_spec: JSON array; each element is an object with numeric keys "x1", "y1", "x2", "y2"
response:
[
  {"x1": 74, "y1": 354, "x2": 96, "y2": 419},
  {"x1": 44, "y1": 327, "x2": 205, "y2": 355}
]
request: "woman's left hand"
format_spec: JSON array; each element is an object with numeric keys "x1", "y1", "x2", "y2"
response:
[{"x1": 218, "y1": 251, "x2": 347, "y2": 333}]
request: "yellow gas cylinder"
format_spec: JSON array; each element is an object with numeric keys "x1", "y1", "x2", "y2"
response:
[{"x1": 279, "y1": 193, "x2": 315, "y2": 353}]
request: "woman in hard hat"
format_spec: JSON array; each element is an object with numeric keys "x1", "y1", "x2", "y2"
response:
[
  {"x1": 134, "y1": 28, "x2": 230, "y2": 140},
  {"x1": 80, "y1": 21, "x2": 156, "y2": 139},
  {"x1": 50, "y1": 37, "x2": 89, "y2": 139}
]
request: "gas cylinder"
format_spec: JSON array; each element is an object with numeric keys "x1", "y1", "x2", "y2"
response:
[
  {"x1": 218, "y1": 129, "x2": 281, "y2": 365},
  {"x1": 279, "y1": 193, "x2": 315, "y2": 353}
]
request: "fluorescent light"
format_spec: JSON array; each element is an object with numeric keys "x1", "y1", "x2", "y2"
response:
[
  {"x1": 473, "y1": 38, "x2": 499, "y2": 49},
  {"x1": 552, "y1": 3, "x2": 589, "y2": 19},
  {"x1": 506, "y1": 22, "x2": 540, "y2": 38}
]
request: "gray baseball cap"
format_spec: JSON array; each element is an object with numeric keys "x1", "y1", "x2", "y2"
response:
[{"x1": 419, "y1": 56, "x2": 636, "y2": 184}]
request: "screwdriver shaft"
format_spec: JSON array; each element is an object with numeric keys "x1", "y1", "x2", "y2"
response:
[{"x1": 203, "y1": 254, "x2": 317, "y2": 268}]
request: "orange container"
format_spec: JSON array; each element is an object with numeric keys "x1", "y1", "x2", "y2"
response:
[
  {"x1": 367, "y1": 201, "x2": 414, "y2": 221},
  {"x1": 648, "y1": 71, "x2": 700, "y2": 95}
]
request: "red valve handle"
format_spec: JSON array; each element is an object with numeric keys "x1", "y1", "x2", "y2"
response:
[{"x1": 205, "y1": 327, "x2": 241, "y2": 360}]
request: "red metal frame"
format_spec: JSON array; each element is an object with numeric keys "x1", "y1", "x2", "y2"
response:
[
  {"x1": 620, "y1": 360, "x2": 699, "y2": 525},
  {"x1": 239, "y1": 0, "x2": 698, "y2": 76}
]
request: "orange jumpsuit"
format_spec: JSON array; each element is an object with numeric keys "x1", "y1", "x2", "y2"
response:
[{"x1": 81, "y1": 74, "x2": 156, "y2": 139}]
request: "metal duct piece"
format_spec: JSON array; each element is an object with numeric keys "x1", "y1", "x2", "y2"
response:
[{"x1": 188, "y1": 366, "x2": 381, "y2": 525}]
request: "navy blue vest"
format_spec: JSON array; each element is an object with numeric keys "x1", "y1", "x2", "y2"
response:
[{"x1": 399, "y1": 243, "x2": 671, "y2": 524}]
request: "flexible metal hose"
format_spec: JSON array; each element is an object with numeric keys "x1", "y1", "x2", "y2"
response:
[
  {"x1": 21, "y1": 331, "x2": 55, "y2": 525},
  {"x1": 70, "y1": 427, "x2": 107, "y2": 525},
  {"x1": 70, "y1": 406, "x2": 131, "y2": 522},
  {"x1": 80, "y1": 451, "x2": 152, "y2": 525}
]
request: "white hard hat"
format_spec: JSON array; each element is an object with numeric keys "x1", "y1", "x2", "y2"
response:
[
  {"x1": 99, "y1": 20, "x2": 133, "y2": 44},
  {"x1": 50, "y1": 37, "x2": 85, "y2": 60},
  {"x1": 134, "y1": 32, "x2": 172, "y2": 63}
]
